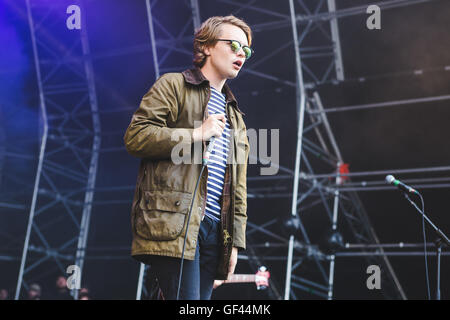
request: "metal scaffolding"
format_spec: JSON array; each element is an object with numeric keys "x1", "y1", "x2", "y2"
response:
[
  {"x1": 206, "y1": 0, "x2": 445, "y2": 300},
  {"x1": 14, "y1": 0, "x2": 100, "y2": 300},
  {"x1": 134, "y1": 0, "x2": 425, "y2": 300},
  {"x1": 5, "y1": 0, "x2": 449, "y2": 300}
]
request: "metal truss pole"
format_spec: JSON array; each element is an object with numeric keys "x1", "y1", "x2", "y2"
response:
[
  {"x1": 285, "y1": 0, "x2": 308, "y2": 300},
  {"x1": 309, "y1": 94, "x2": 450, "y2": 114},
  {"x1": 327, "y1": 169, "x2": 340, "y2": 300},
  {"x1": 317, "y1": 0, "x2": 345, "y2": 295},
  {"x1": 310, "y1": 90, "x2": 342, "y2": 299},
  {"x1": 15, "y1": 0, "x2": 49, "y2": 300},
  {"x1": 304, "y1": 165, "x2": 450, "y2": 181},
  {"x1": 327, "y1": 0, "x2": 344, "y2": 81},
  {"x1": 312, "y1": 92, "x2": 406, "y2": 299},
  {"x1": 190, "y1": 0, "x2": 201, "y2": 30},
  {"x1": 73, "y1": 0, "x2": 101, "y2": 300},
  {"x1": 15, "y1": 0, "x2": 101, "y2": 299}
]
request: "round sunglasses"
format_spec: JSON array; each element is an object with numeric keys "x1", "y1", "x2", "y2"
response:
[{"x1": 217, "y1": 39, "x2": 254, "y2": 60}]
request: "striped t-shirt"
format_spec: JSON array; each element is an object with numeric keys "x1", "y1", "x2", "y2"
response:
[{"x1": 204, "y1": 86, "x2": 231, "y2": 222}]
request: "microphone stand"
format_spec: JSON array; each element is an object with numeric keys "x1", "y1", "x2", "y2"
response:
[{"x1": 403, "y1": 193, "x2": 450, "y2": 300}]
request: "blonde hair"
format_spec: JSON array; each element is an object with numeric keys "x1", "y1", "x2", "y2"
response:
[{"x1": 193, "y1": 15, "x2": 253, "y2": 68}]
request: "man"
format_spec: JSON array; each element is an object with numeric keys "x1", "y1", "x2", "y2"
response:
[
  {"x1": 78, "y1": 287, "x2": 90, "y2": 300},
  {"x1": 26, "y1": 283, "x2": 41, "y2": 300},
  {"x1": 0, "y1": 288, "x2": 9, "y2": 300},
  {"x1": 124, "y1": 15, "x2": 252, "y2": 300},
  {"x1": 48, "y1": 275, "x2": 73, "y2": 300}
]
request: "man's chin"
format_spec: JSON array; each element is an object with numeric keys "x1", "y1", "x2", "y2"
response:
[{"x1": 227, "y1": 70, "x2": 239, "y2": 79}]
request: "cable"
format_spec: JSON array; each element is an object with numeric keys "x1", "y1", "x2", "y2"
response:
[
  {"x1": 176, "y1": 163, "x2": 205, "y2": 300},
  {"x1": 418, "y1": 193, "x2": 431, "y2": 300},
  {"x1": 404, "y1": 192, "x2": 431, "y2": 300},
  {"x1": 176, "y1": 137, "x2": 216, "y2": 300}
]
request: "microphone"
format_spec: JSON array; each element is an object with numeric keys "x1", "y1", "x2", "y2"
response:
[
  {"x1": 385, "y1": 175, "x2": 419, "y2": 194},
  {"x1": 202, "y1": 136, "x2": 216, "y2": 166}
]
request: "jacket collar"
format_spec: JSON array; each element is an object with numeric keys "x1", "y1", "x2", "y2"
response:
[{"x1": 182, "y1": 67, "x2": 245, "y2": 115}]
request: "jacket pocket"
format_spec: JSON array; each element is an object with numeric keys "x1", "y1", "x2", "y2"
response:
[{"x1": 134, "y1": 189, "x2": 192, "y2": 241}]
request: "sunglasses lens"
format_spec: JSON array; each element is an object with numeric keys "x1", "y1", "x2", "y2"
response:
[
  {"x1": 243, "y1": 47, "x2": 252, "y2": 59},
  {"x1": 230, "y1": 41, "x2": 240, "y2": 52}
]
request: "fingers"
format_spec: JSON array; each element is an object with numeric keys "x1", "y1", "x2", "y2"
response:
[
  {"x1": 216, "y1": 113, "x2": 226, "y2": 123},
  {"x1": 210, "y1": 113, "x2": 226, "y2": 124},
  {"x1": 210, "y1": 114, "x2": 225, "y2": 138},
  {"x1": 213, "y1": 280, "x2": 223, "y2": 289},
  {"x1": 214, "y1": 119, "x2": 225, "y2": 130},
  {"x1": 201, "y1": 113, "x2": 227, "y2": 141},
  {"x1": 212, "y1": 123, "x2": 223, "y2": 138}
]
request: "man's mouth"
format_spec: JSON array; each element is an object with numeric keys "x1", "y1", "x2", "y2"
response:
[{"x1": 233, "y1": 60, "x2": 243, "y2": 69}]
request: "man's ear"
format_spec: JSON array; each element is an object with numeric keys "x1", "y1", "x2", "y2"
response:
[{"x1": 203, "y1": 45, "x2": 211, "y2": 57}]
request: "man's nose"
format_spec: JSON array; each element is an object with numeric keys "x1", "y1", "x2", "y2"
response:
[{"x1": 236, "y1": 47, "x2": 246, "y2": 58}]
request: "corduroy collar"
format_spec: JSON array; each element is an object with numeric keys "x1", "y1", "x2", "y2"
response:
[{"x1": 182, "y1": 67, "x2": 245, "y2": 115}]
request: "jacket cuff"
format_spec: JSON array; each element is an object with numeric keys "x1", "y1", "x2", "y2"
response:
[{"x1": 232, "y1": 231, "x2": 246, "y2": 251}]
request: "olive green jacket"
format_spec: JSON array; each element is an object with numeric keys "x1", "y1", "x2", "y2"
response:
[{"x1": 123, "y1": 67, "x2": 249, "y2": 279}]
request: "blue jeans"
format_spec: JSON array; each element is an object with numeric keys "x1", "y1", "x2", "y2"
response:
[{"x1": 147, "y1": 215, "x2": 221, "y2": 300}]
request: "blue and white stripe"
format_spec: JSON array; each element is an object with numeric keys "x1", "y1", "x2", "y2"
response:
[{"x1": 205, "y1": 86, "x2": 231, "y2": 222}]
